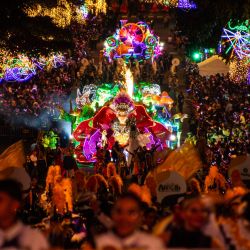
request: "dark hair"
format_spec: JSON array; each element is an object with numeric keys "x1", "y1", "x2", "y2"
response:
[
  {"x1": 116, "y1": 192, "x2": 144, "y2": 210},
  {"x1": 0, "y1": 179, "x2": 23, "y2": 202}
]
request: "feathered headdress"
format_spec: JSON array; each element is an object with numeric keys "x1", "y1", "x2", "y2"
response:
[
  {"x1": 111, "y1": 92, "x2": 134, "y2": 113},
  {"x1": 109, "y1": 175, "x2": 123, "y2": 195},
  {"x1": 128, "y1": 183, "x2": 152, "y2": 206}
]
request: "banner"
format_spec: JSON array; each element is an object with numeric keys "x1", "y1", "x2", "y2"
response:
[
  {"x1": 156, "y1": 171, "x2": 186, "y2": 203},
  {"x1": 229, "y1": 155, "x2": 250, "y2": 182}
]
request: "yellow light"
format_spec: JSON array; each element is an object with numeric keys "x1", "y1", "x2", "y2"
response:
[
  {"x1": 84, "y1": 0, "x2": 107, "y2": 15},
  {"x1": 24, "y1": 0, "x2": 85, "y2": 28},
  {"x1": 125, "y1": 68, "x2": 134, "y2": 98},
  {"x1": 229, "y1": 57, "x2": 249, "y2": 83},
  {"x1": 141, "y1": 0, "x2": 178, "y2": 7}
]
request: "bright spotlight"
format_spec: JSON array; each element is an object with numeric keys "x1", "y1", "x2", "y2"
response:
[{"x1": 170, "y1": 134, "x2": 176, "y2": 141}]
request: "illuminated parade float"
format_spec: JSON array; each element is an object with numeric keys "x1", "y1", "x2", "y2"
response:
[
  {"x1": 59, "y1": 21, "x2": 182, "y2": 164},
  {"x1": 103, "y1": 20, "x2": 161, "y2": 61}
]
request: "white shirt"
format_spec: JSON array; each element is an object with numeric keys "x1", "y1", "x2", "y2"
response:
[
  {"x1": 0, "y1": 221, "x2": 49, "y2": 250},
  {"x1": 95, "y1": 230, "x2": 166, "y2": 250}
]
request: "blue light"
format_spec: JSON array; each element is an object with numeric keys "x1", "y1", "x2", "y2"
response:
[
  {"x1": 80, "y1": 5, "x2": 88, "y2": 18},
  {"x1": 178, "y1": 0, "x2": 197, "y2": 9}
]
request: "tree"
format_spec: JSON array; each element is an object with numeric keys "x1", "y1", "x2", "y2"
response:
[{"x1": 0, "y1": 0, "x2": 85, "y2": 55}]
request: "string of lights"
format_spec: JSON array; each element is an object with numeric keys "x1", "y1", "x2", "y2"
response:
[
  {"x1": 84, "y1": 0, "x2": 107, "y2": 15},
  {"x1": 24, "y1": 0, "x2": 85, "y2": 28},
  {"x1": 229, "y1": 57, "x2": 250, "y2": 83}
]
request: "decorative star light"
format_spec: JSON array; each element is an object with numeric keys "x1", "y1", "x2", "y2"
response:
[{"x1": 229, "y1": 57, "x2": 250, "y2": 83}]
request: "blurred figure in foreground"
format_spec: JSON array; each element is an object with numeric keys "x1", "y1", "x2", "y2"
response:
[
  {"x1": 93, "y1": 192, "x2": 166, "y2": 250},
  {"x1": 0, "y1": 179, "x2": 49, "y2": 250},
  {"x1": 161, "y1": 196, "x2": 223, "y2": 249}
]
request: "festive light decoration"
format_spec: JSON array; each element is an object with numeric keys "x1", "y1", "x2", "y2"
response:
[
  {"x1": 229, "y1": 57, "x2": 250, "y2": 83},
  {"x1": 228, "y1": 20, "x2": 250, "y2": 32},
  {"x1": 166, "y1": 0, "x2": 179, "y2": 7},
  {"x1": 141, "y1": 84, "x2": 161, "y2": 96},
  {"x1": 104, "y1": 21, "x2": 161, "y2": 61},
  {"x1": 247, "y1": 67, "x2": 250, "y2": 85},
  {"x1": 140, "y1": 0, "x2": 196, "y2": 9},
  {"x1": 48, "y1": 52, "x2": 66, "y2": 68},
  {"x1": 66, "y1": 79, "x2": 179, "y2": 163},
  {"x1": 76, "y1": 84, "x2": 97, "y2": 108},
  {"x1": 125, "y1": 68, "x2": 134, "y2": 98},
  {"x1": 177, "y1": 0, "x2": 197, "y2": 9},
  {"x1": 2, "y1": 55, "x2": 36, "y2": 82},
  {"x1": 84, "y1": 0, "x2": 107, "y2": 15},
  {"x1": 58, "y1": 78, "x2": 180, "y2": 163},
  {"x1": 140, "y1": 0, "x2": 178, "y2": 6},
  {"x1": 192, "y1": 51, "x2": 202, "y2": 61},
  {"x1": 58, "y1": 21, "x2": 183, "y2": 163},
  {"x1": 24, "y1": 0, "x2": 84, "y2": 28},
  {"x1": 80, "y1": 4, "x2": 89, "y2": 18},
  {"x1": 221, "y1": 21, "x2": 250, "y2": 59},
  {"x1": 0, "y1": 51, "x2": 65, "y2": 82}
]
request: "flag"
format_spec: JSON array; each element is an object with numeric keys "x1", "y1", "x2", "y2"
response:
[{"x1": 0, "y1": 140, "x2": 26, "y2": 172}]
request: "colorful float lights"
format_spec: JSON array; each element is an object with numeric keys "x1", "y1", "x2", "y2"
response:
[
  {"x1": 103, "y1": 21, "x2": 162, "y2": 62},
  {"x1": 59, "y1": 79, "x2": 182, "y2": 163},
  {"x1": 80, "y1": 4, "x2": 89, "y2": 18},
  {"x1": 221, "y1": 20, "x2": 250, "y2": 59},
  {"x1": 0, "y1": 52, "x2": 66, "y2": 83},
  {"x1": 84, "y1": 0, "x2": 107, "y2": 15}
]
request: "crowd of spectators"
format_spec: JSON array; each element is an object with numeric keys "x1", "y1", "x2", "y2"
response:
[
  {"x1": 186, "y1": 71, "x2": 249, "y2": 177},
  {"x1": 1, "y1": 172, "x2": 250, "y2": 249}
]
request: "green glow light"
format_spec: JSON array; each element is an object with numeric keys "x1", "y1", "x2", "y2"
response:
[{"x1": 192, "y1": 52, "x2": 201, "y2": 61}]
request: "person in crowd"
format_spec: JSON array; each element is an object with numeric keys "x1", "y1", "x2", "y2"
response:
[
  {"x1": 161, "y1": 196, "x2": 223, "y2": 249},
  {"x1": 93, "y1": 192, "x2": 166, "y2": 250},
  {"x1": 177, "y1": 91, "x2": 184, "y2": 113},
  {"x1": 0, "y1": 179, "x2": 49, "y2": 250}
]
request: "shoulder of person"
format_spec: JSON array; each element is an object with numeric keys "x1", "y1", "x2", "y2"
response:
[
  {"x1": 20, "y1": 225, "x2": 49, "y2": 250},
  {"x1": 95, "y1": 231, "x2": 121, "y2": 249},
  {"x1": 135, "y1": 231, "x2": 165, "y2": 246}
]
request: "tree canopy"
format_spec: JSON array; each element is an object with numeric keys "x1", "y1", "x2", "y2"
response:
[{"x1": 0, "y1": 0, "x2": 84, "y2": 55}]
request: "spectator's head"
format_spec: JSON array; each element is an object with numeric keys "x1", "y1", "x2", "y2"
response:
[
  {"x1": 0, "y1": 179, "x2": 23, "y2": 229},
  {"x1": 181, "y1": 197, "x2": 209, "y2": 231},
  {"x1": 111, "y1": 192, "x2": 143, "y2": 237}
]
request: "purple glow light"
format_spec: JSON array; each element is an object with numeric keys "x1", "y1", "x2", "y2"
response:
[
  {"x1": 83, "y1": 129, "x2": 102, "y2": 160},
  {"x1": 178, "y1": 0, "x2": 197, "y2": 9},
  {"x1": 247, "y1": 67, "x2": 250, "y2": 85},
  {"x1": 144, "y1": 128, "x2": 155, "y2": 150}
]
